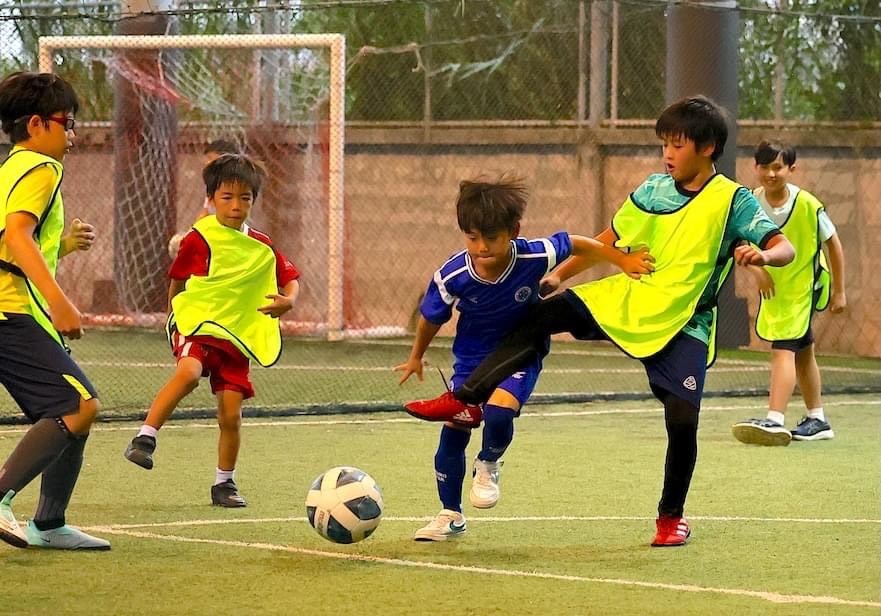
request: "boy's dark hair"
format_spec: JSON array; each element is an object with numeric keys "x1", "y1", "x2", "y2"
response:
[
  {"x1": 456, "y1": 174, "x2": 528, "y2": 234},
  {"x1": 0, "y1": 72, "x2": 80, "y2": 144},
  {"x1": 204, "y1": 138, "x2": 241, "y2": 156},
  {"x1": 203, "y1": 153, "x2": 267, "y2": 199},
  {"x1": 655, "y1": 95, "x2": 728, "y2": 161},
  {"x1": 754, "y1": 140, "x2": 796, "y2": 166}
]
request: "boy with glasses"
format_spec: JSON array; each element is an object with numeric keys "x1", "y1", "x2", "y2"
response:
[{"x1": 0, "y1": 71, "x2": 108, "y2": 550}]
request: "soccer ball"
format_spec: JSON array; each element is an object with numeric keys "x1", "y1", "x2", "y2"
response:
[{"x1": 305, "y1": 466, "x2": 383, "y2": 544}]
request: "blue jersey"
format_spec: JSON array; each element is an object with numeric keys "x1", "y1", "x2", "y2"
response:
[{"x1": 420, "y1": 232, "x2": 573, "y2": 367}]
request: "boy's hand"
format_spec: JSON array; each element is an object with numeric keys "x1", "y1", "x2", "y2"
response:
[
  {"x1": 394, "y1": 358, "x2": 425, "y2": 385},
  {"x1": 62, "y1": 218, "x2": 96, "y2": 254},
  {"x1": 258, "y1": 294, "x2": 293, "y2": 318},
  {"x1": 619, "y1": 247, "x2": 655, "y2": 280},
  {"x1": 734, "y1": 243, "x2": 768, "y2": 266},
  {"x1": 830, "y1": 291, "x2": 847, "y2": 314},
  {"x1": 539, "y1": 274, "x2": 561, "y2": 297},
  {"x1": 751, "y1": 267, "x2": 775, "y2": 299},
  {"x1": 50, "y1": 295, "x2": 83, "y2": 339}
]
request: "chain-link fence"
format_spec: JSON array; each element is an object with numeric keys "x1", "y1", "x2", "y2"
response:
[{"x1": 1, "y1": 1, "x2": 879, "y2": 421}]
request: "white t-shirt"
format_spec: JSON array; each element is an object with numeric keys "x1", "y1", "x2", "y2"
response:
[{"x1": 753, "y1": 183, "x2": 836, "y2": 242}]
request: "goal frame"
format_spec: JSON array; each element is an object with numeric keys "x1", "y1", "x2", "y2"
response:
[{"x1": 38, "y1": 33, "x2": 347, "y2": 341}]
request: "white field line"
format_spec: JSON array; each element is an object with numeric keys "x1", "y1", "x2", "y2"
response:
[
  {"x1": 0, "y1": 399, "x2": 877, "y2": 435},
  {"x1": 76, "y1": 526, "x2": 881, "y2": 609},
  {"x1": 76, "y1": 359, "x2": 879, "y2": 375},
  {"x1": 92, "y1": 514, "x2": 881, "y2": 531}
]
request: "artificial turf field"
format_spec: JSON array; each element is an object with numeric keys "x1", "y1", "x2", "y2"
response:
[{"x1": 1, "y1": 394, "x2": 878, "y2": 615}]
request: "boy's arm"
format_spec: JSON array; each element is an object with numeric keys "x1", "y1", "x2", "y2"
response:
[
  {"x1": 744, "y1": 264, "x2": 775, "y2": 299},
  {"x1": 541, "y1": 228, "x2": 654, "y2": 295},
  {"x1": 167, "y1": 278, "x2": 186, "y2": 314},
  {"x1": 734, "y1": 233, "x2": 795, "y2": 267},
  {"x1": 395, "y1": 315, "x2": 442, "y2": 384},
  {"x1": 258, "y1": 279, "x2": 299, "y2": 318},
  {"x1": 5, "y1": 211, "x2": 83, "y2": 339},
  {"x1": 823, "y1": 233, "x2": 846, "y2": 313}
]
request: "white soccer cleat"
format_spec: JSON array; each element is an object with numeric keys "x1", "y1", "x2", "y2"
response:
[
  {"x1": 0, "y1": 491, "x2": 28, "y2": 549},
  {"x1": 413, "y1": 509, "x2": 467, "y2": 542},
  {"x1": 469, "y1": 458, "x2": 502, "y2": 509},
  {"x1": 26, "y1": 521, "x2": 111, "y2": 550}
]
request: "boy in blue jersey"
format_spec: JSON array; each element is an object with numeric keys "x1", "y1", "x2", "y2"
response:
[
  {"x1": 731, "y1": 141, "x2": 846, "y2": 446},
  {"x1": 397, "y1": 175, "x2": 655, "y2": 541},
  {"x1": 406, "y1": 96, "x2": 796, "y2": 547}
]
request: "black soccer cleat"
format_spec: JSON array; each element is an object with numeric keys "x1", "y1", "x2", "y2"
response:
[
  {"x1": 124, "y1": 435, "x2": 157, "y2": 469},
  {"x1": 211, "y1": 479, "x2": 247, "y2": 508}
]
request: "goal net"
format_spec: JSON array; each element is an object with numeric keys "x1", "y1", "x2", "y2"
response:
[{"x1": 38, "y1": 34, "x2": 346, "y2": 339}]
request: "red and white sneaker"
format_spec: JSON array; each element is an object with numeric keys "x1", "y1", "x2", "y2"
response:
[
  {"x1": 404, "y1": 391, "x2": 482, "y2": 428},
  {"x1": 651, "y1": 516, "x2": 691, "y2": 547}
]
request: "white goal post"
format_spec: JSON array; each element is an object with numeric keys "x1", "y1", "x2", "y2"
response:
[{"x1": 38, "y1": 34, "x2": 347, "y2": 341}]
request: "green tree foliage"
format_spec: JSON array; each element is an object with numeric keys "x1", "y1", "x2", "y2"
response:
[
  {"x1": 0, "y1": 0, "x2": 878, "y2": 123},
  {"x1": 738, "y1": 0, "x2": 881, "y2": 122}
]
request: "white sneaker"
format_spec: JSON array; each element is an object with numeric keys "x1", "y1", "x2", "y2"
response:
[
  {"x1": 0, "y1": 491, "x2": 28, "y2": 549},
  {"x1": 413, "y1": 509, "x2": 467, "y2": 542},
  {"x1": 26, "y1": 520, "x2": 111, "y2": 550},
  {"x1": 469, "y1": 458, "x2": 502, "y2": 509}
]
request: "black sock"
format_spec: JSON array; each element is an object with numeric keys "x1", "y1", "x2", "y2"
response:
[
  {"x1": 657, "y1": 395, "x2": 699, "y2": 518},
  {"x1": 34, "y1": 433, "x2": 88, "y2": 530},
  {"x1": 0, "y1": 418, "x2": 71, "y2": 495}
]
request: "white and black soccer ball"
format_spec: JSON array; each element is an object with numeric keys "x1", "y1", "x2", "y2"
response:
[{"x1": 305, "y1": 466, "x2": 383, "y2": 544}]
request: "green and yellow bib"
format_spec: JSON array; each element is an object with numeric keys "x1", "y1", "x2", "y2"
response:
[
  {"x1": 171, "y1": 215, "x2": 282, "y2": 367},
  {"x1": 0, "y1": 148, "x2": 66, "y2": 345},
  {"x1": 572, "y1": 174, "x2": 738, "y2": 363},
  {"x1": 756, "y1": 189, "x2": 829, "y2": 341}
]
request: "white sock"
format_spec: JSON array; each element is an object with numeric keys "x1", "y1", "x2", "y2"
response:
[
  {"x1": 766, "y1": 411, "x2": 785, "y2": 426},
  {"x1": 215, "y1": 468, "x2": 235, "y2": 486},
  {"x1": 807, "y1": 407, "x2": 826, "y2": 422},
  {"x1": 137, "y1": 425, "x2": 158, "y2": 439}
]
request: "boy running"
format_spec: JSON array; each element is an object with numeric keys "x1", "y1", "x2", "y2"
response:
[
  {"x1": 731, "y1": 140, "x2": 846, "y2": 445},
  {"x1": 0, "y1": 71, "x2": 109, "y2": 550},
  {"x1": 124, "y1": 153, "x2": 300, "y2": 507}
]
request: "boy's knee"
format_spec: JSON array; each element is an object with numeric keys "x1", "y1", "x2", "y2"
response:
[
  {"x1": 216, "y1": 409, "x2": 242, "y2": 431},
  {"x1": 663, "y1": 395, "x2": 698, "y2": 427},
  {"x1": 62, "y1": 397, "x2": 100, "y2": 434},
  {"x1": 81, "y1": 397, "x2": 101, "y2": 421},
  {"x1": 483, "y1": 404, "x2": 517, "y2": 426}
]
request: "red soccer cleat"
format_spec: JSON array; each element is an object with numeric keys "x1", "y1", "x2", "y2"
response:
[
  {"x1": 651, "y1": 516, "x2": 691, "y2": 547},
  {"x1": 404, "y1": 391, "x2": 482, "y2": 428}
]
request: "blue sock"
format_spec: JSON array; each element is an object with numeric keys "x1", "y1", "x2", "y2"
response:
[
  {"x1": 479, "y1": 404, "x2": 515, "y2": 462},
  {"x1": 434, "y1": 425, "x2": 472, "y2": 512}
]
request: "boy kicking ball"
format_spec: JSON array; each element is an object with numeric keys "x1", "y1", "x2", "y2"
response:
[{"x1": 124, "y1": 153, "x2": 300, "y2": 508}]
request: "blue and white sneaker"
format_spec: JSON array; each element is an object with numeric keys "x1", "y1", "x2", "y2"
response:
[
  {"x1": 731, "y1": 418, "x2": 792, "y2": 446},
  {"x1": 791, "y1": 416, "x2": 834, "y2": 441},
  {"x1": 414, "y1": 509, "x2": 467, "y2": 542},
  {"x1": 0, "y1": 491, "x2": 28, "y2": 549},
  {"x1": 26, "y1": 521, "x2": 111, "y2": 550}
]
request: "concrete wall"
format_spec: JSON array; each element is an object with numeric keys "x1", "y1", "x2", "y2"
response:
[{"x1": 54, "y1": 126, "x2": 880, "y2": 356}]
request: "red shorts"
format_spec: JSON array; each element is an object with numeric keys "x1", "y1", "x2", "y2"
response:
[{"x1": 172, "y1": 332, "x2": 255, "y2": 399}]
